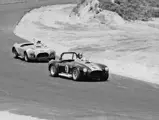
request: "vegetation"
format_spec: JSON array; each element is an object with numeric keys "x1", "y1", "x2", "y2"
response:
[{"x1": 99, "y1": 0, "x2": 159, "y2": 21}]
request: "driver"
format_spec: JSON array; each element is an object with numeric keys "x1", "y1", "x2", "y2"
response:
[
  {"x1": 35, "y1": 40, "x2": 43, "y2": 47},
  {"x1": 78, "y1": 53, "x2": 83, "y2": 59},
  {"x1": 77, "y1": 53, "x2": 86, "y2": 61}
]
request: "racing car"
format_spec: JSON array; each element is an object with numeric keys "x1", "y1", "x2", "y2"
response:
[
  {"x1": 48, "y1": 52, "x2": 109, "y2": 81},
  {"x1": 12, "y1": 41, "x2": 56, "y2": 62}
]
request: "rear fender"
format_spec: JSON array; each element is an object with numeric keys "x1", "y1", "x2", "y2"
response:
[
  {"x1": 48, "y1": 60, "x2": 59, "y2": 70},
  {"x1": 12, "y1": 43, "x2": 18, "y2": 50},
  {"x1": 12, "y1": 44, "x2": 21, "y2": 55},
  {"x1": 12, "y1": 46, "x2": 16, "y2": 52}
]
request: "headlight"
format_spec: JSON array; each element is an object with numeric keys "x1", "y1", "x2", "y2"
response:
[
  {"x1": 104, "y1": 67, "x2": 109, "y2": 71},
  {"x1": 83, "y1": 68, "x2": 88, "y2": 72},
  {"x1": 30, "y1": 52, "x2": 35, "y2": 57}
]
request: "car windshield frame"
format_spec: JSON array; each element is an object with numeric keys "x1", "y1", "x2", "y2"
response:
[
  {"x1": 60, "y1": 53, "x2": 75, "y2": 61},
  {"x1": 60, "y1": 52, "x2": 89, "y2": 62}
]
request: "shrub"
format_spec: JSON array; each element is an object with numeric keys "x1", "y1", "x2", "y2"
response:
[
  {"x1": 151, "y1": 8, "x2": 159, "y2": 17},
  {"x1": 99, "y1": 0, "x2": 159, "y2": 21}
]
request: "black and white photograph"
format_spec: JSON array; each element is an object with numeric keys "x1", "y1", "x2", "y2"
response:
[{"x1": 0, "y1": 0, "x2": 159, "y2": 119}]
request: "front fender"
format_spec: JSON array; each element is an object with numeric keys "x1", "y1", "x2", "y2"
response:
[
  {"x1": 26, "y1": 49, "x2": 35, "y2": 56},
  {"x1": 72, "y1": 66, "x2": 84, "y2": 73},
  {"x1": 95, "y1": 63, "x2": 108, "y2": 68}
]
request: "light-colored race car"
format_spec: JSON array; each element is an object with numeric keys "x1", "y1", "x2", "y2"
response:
[{"x1": 12, "y1": 41, "x2": 56, "y2": 62}]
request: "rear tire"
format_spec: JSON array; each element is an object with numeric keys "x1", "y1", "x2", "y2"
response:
[
  {"x1": 24, "y1": 52, "x2": 30, "y2": 62},
  {"x1": 49, "y1": 64, "x2": 59, "y2": 77},
  {"x1": 12, "y1": 47, "x2": 18, "y2": 58},
  {"x1": 72, "y1": 68, "x2": 81, "y2": 81}
]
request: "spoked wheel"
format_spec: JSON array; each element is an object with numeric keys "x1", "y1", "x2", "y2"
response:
[
  {"x1": 12, "y1": 47, "x2": 18, "y2": 58},
  {"x1": 24, "y1": 52, "x2": 30, "y2": 62},
  {"x1": 72, "y1": 68, "x2": 81, "y2": 81},
  {"x1": 49, "y1": 64, "x2": 58, "y2": 77}
]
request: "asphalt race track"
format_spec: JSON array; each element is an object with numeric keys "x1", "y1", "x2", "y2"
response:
[{"x1": 1, "y1": 1, "x2": 159, "y2": 120}]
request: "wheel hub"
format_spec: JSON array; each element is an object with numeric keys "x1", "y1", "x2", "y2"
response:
[
  {"x1": 73, "y1": 70, "x2": 78, "y2": 79},
  {"x1": 50, "y1": 66, "x2": 55, "y2": 75},
  {"x1": 24, "y1": 55, "x2": 28, "y2": 61}
]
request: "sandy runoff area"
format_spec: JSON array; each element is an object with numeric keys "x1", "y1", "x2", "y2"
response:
[
  {"x1": 14, "y1": 3, "x2": 159, "y2": 85},
  {"x1": 0, "y1": 111, "x2": 46, "y2": 120}
]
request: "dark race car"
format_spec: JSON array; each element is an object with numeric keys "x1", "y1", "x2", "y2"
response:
[{"x1": 48, "y1": 52, "x2": 109, "y2": 81}]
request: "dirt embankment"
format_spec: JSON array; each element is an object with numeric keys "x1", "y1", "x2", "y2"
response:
[{"x1": 69, "y1": 0, "x2": 125, "y2": 25}]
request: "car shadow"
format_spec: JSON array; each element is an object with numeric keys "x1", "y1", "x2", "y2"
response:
[
  {"x1": 13, "y1": 54, "x2": 59, "y2": 63},
  {"x1": 80, "y1": 78, "x2": 109, "y2": 82},
  {"x1": 15, "y1": 57, "x2": 49, "y2": 63},
  {"x1": 52, "y1": 75, "x2": 109, "y2": 83}
]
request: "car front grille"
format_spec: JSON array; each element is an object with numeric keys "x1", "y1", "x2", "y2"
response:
[
  {"x1": 37, "y1": 53, "x2": 49, "y2": 58},
  {"x1": 90, "y1": 71, "x2": 102, "y2": 79}
]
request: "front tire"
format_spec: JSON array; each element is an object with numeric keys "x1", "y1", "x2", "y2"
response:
[
  {"x1": 12, "y1": 47, "x2": 18, "y2": 58},
  {"x1": 24, "y1": 52, "x2": 30, "y2": 62},
  {"x1": 72, "y1": 68, "x2": 81, "y2": 81},
  {"x1": 49, "y1": 64, "x2": 59, "y2": 77}
]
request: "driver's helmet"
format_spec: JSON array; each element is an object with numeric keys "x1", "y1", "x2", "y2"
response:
[
  {"x1": 77, "y1": 53, "x2": 83, "y2": 59},
  {"x1": 36, "y1": 40, "x2": 41, "y2": 44},
  {"x1": 35, "y1": 40, "x2": 43, "y2": 47}
]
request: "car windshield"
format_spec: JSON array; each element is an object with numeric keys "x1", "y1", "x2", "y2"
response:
[
  {"x1": 36, "y1": 45, "x2": 42, "y2": 48},
  {"x1": 35, "y1": 43, "x2": 46, "y2": 48},
  {"x1": 61, "y1": 53, "x2": 73, "y2": 60},
  {"x1": 79, "y1": 56, "x2": 90, "y2": 62},
  {"x1": 60, "y1": 52, "x2": 90, "y2": 62},
  {"x1": 74, "y1": 53, "x2": 90, "y2": 62}
]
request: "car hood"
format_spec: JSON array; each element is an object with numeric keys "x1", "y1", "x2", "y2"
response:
[
  {"x1": 75, "y1": 60, "x2": 102, "y2": 71},
  {"x1": 32, "y1": 47, "x2": 53, "y2": 53}
]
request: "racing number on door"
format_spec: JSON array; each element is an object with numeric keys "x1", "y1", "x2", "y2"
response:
[{"x1": 65, "y1": 65, "x2": 69, "y2": 73}]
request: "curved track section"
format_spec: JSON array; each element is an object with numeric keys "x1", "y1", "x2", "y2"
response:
[{"x1": 0, "y1": 1, "x2": 159, "y2": 120}]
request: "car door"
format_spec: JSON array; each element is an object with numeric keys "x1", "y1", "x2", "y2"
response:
[
  {"x1": 59, "y1": 60, "x2": 66, "y2": 73},
  {"x1": 58, "y1": 53, "x2": 74, "y2": 74},
  {"x1": 59, "y1": 60, "x2": 71, "y2": 73}
]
